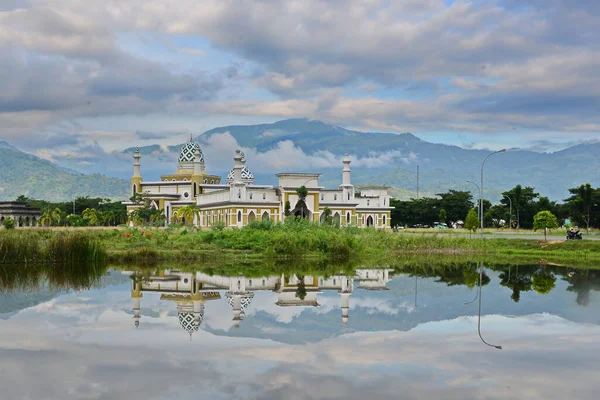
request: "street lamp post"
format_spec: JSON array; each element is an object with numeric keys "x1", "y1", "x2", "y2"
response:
[
  {"x1": 480, "y1": 149, "x2": 506, "y2": 240},
  {"x1": 503, "y1": 195, "x2": 512, "y2": 230},
  {"x1": 477, "y1": 261, "x2": 503, "y2": 350},
  {"x1": 467, "y1": 180, "x2": 481, "y2": 234}
]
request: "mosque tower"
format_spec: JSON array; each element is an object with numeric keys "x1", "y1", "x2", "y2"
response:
[
  {"x1": 340, "y1": 154, "x2": 354, "y2": 203},
  {"x1": 229, "y1": 150, "x2": 248, "y2": 206},
  {"x1": 131, "y1": 148, "x2": 143, "y2": 197},
  {"x1": 191, "y1": 147, "x2": 204, "y2": 200},
  {"x1": 131, "y1": 278, "x2": 143, "y2": 328},
  {"x1": 339, "y1": 276, "x2": 354, "y2": 325}
]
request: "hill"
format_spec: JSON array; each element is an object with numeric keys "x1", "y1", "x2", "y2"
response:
[
  {"x1": 0, "y1": 146, "x2": 129, "y2": 202},
  {"x1": 126, "y1": 118, "x2": 600, "y2": 201}
]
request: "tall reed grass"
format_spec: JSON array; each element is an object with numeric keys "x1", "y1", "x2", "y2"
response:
[{"x1": 0, "y1": 230, "x2": 106, "y2": 264}]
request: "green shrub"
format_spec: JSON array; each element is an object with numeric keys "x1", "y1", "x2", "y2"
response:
[{"x1": 2, "y1": 218, "x2": 16, "y2": 230}]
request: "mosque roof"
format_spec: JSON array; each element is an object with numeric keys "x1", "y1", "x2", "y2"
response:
[
  {"x1": 178, "y1": 138, "x2": 204, "y2": 165},
  {"x1": 226, "y1": 292, "x2": 255, "y2": 310},
  {"x1": 226, "y1": 152, "x2": 254, "y2": 182}
]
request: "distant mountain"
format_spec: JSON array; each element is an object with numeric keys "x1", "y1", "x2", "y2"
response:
[
  {"x1": 127, "y1": 118, "x2": 600, "y2": 201},
  {"x1": 0, "y1": 145, "x2": 129, "y2": 202}
]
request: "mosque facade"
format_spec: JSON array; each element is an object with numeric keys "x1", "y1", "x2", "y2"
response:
[
  {"x1": 125, "y1": 137, "x2": 392, "y2": 228},
  {"x1": 125, "y1": 268, "x2": 394, "y2": 336}
]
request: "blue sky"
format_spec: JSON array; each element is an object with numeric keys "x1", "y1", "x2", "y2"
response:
[{"x1": 0, "y1": 0, "x2": 599, "y2": 169}]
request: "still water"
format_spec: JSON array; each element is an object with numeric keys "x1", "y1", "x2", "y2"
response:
[{"x1": 1, "y1": 263, "x2": 599, "y2": 399}]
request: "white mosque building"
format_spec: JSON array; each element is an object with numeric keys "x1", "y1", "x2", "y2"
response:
[
  {"x1": 126, "y1": 268, "x2": 394, "y2": 337},
  {"x1": 125, "y1": 137, "x2": 393, "y2": 228}
]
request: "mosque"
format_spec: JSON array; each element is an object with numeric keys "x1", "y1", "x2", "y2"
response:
[
  {"x1": 124, "y1": 137, "x2": 393, "y2": 228},
  {"x1": 125, "y1": 268, "x2": 394, "y2": 337}
]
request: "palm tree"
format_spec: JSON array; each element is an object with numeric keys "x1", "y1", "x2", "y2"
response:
[
  {"x1": 40, "y1": 207, "x2": 62, "y2": 227},
  {"x1": 82, "y1": 208, "x2": 101, "y2": 226},
  {"x1": 177, "y1": 205, "x2": 200, "y2": 226},
  {"x1": 150, "y1": 209, "x2": 166, "y2": 226}
]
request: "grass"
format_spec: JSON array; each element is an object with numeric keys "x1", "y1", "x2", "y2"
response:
[
  {"x1": 0, "y1": 230, "x2": 106, "y2": 264},
  {"x1": 3, "y1": 220, "x2": 600, "y2": 267}
]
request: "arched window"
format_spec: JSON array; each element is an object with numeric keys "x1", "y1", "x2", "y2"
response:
[
  {"x1": 334, "y1": 194, "x2": 337, "y2": 201},
  {"x1": 346, "y1": 212, "x2": 351, "y2": 225},
  {"x1": 320, "y1": 193, "x2": 324, "y2": 201},
  {"x1": 249, "y1": 280, "x2": 253, "y2": 286},
  {"x1": 248, "y1": 211, "x2": 256, "y2": 223},
  {"x1": 262, "y1": 279, "x2": 265, "y2": 286},
  {"x1": 183, "y1": 178, "x2": 188, "y2": 181},
  {"x1": 238, "y1": 189, "x2": 241, "y2": 199},
  {"x1": 383, "y1": 198, "x2": 386, "y2": 206},
  {"x1": 132, "y1": 184, "x2": 137, "y2": 195},
  {"x1": 333, "y1": 279, "x2": 337, "y2": 286},
  {"x1": 262, "y1": 192, "x2": 266, "y2": 200},
  {"x1": 204, "y1": 179, "x2": 208, "y2": 183},
  {"x1": 367, "y1": 199, "x2": 370, "y2": 206},
  {"x1": 348, "y1": 192, "x2": 350, "y2": 200},
  {"x1": 383, "y1": 215, "x2": 386, "y2": 225},
  {"x1": 249, "y1": 193, "x2": 253, "y2": 200},
  {"x1": 237, "y1": 211, "x2": 242, "y2": 223},
  {"x1": 262, "y1": 211, "x2": 269, "y2": 221},
  {"x1": 193, "y1": 182, "x2": 197, "y2": 197},
  {"x1": 211, "y1": 180, "x2": 214, "y2": 184}
]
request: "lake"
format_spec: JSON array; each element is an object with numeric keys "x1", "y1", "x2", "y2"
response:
[{"x1": 1, "y1": 262, "x2": 599, "y2": 399}]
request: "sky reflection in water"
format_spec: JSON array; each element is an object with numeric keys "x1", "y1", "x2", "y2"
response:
[{"x1": 0, "y1": 264, "x2": 599, "y2": 400}]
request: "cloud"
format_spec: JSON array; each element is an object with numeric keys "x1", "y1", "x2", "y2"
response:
[
  {"x1": 0, "y1": 0, "x2": 598, "y2": 154},
  {"x1": 198, "y1": 132, "x2": 419, "y2": 173}
]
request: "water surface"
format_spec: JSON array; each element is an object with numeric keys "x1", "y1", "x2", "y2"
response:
[{"x1": 1, "y1": 263, "x2": 599, "y2": 399}]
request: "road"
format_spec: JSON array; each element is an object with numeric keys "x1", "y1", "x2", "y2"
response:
[{"x1": 399, "y1": 231, "x2": 600, "y2": 241}]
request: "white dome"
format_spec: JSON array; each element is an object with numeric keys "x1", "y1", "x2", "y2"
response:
[
  {"x1": 178, "y1": 304, "x2": 204, "y2": 335},
  {"x1": 226, "y1": 292, "x2": 255, "y2": 310},
  {"x1": 178, "y1": 139, "x2": 204, "y2": 169},
  {"x1": 226, "y1": 165, "x2": 254, "y2": 182}
]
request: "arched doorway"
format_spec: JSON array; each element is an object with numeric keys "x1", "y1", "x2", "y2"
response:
[
  {"x1": 333, "y1": 212, "x2": 341, "y2": 227},
  {"x1": 366, "y1": 215, "x2": 374, "y2": 227},
  {"x1": 248, "y1": 211, "x2": 256, "y2": 223},
  {"x1": 346, "y1": 212, "x2": 351, "y2": 225},
  {"x1": 262, "y1": 211, "x2": 269, "y2": 221}
]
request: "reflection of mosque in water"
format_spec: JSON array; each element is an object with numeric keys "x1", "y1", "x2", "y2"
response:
[{"x1": 126, "y1": 268, "x2": 393, "y2": 336}]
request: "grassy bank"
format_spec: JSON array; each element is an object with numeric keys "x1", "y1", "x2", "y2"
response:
[
  {"x1": 3, "y1": 220, "x2": 600, "y2": 265},
  {"x1": 0, "y1": 230, "x2": 105, "y2": 264}
]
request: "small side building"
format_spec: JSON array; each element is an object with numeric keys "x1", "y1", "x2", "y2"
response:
[{"x1": 0, "y1": 202, "x2": 41, "y2": 227}]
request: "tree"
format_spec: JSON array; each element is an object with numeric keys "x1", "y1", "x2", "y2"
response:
[
  {"x1": 437, "y1": 190, "x2": 474, "y2": 225},
  {"x1": 438, "y1": 209, "x2": 447, "y2": 225},
  {"x1": 502, "y1": 185, "x2": 539, "y2": 229},
  {"x1": 40, "y1": 207, "x2": 62, "y2": 227},
  {"x1": 464, "y1": 208, "x2": 480, "y2": 236},
  {"x1": 177, "y1": 205, "x2": 200, "y2": 225},
  {"x1": 2, "y1": 218, "x2": 16, "y2": 230},
  {"x1": 533, "y1": 210, "x2": 558, "y2": 240},
  {"x1": 321, "y1": 207, "x2": 333, "y2": 226},
  {"x1": 295, "y1": 274, "x2": 307, "y2": 300},
  {"x1": 532, "y1": 270, "x2": 557, "y2": 294},
  {"x1": 565, "y1": 183, "x2": 597, "y2": 233},
  {"x1": 284, "y1": 201, "x2": 291, "y2": 217},
  {"x1": 82, "y1": 208, "x2": 102, "y2": 226},
  {"x1": 291, "y1": 186, "x2": 310, "y2": 219}
]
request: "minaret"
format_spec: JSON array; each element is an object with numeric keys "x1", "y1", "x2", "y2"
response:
[
  {"x1": 131, "y1": 278, "x2": 143, "y2": 328},
  {"x1": 340, "y1": 154, "x2": 354, "y2": 203},
  {"x1": 229, "y1": 150, "x2": 247, "y2": 204},
  {"x1": 191, "y1": 147, "x2": 203, "y2": 200},
  {"x1": 339, "y1": 277, "x2": 353, "y2": 325},
  {"x1": 232, "y1": 150, "x2": 243, "y2": 183},
  {"x1": 131, "y1": 148, "x2": 143, "y2": 196},
  {"x1": 190, "y1": 279, "x2": 204, "y2": 331}
]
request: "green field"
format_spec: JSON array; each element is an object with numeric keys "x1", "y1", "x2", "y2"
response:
[{"x1": 2, "y1": 220, "x2": 600, "y2": 267}]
